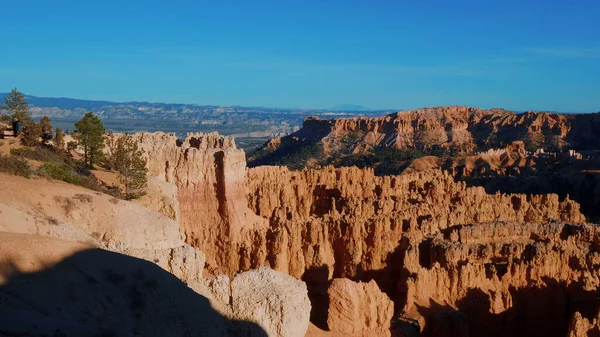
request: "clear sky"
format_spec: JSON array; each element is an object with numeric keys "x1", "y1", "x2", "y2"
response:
[{"x1": 1, "y1": 0, "x2": 599, "y2": 111}]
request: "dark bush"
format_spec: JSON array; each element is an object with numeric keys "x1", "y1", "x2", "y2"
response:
[
  {"x1": 0, "y1": 155, "x2": 33, "y2": 178},
  {"x1": 11, "y1": 146, "x2": 70, "y2": 163}
]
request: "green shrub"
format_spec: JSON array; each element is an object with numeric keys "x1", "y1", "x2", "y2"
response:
[
  {"x1": 38, "y1": 162, "x2": 83, "y2": 184},
  {"x1": 8, "y1": 144, "x2": 121, "y2": 197},
  {"x1": 0, "y1": 155, "x2": 33, "y2": 178}
]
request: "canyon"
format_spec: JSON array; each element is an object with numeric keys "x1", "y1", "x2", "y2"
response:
[
  {"x1": 2, "y1": 107, "x2": 600, "y2": 336},
  {"x1": 127, "y1": 129, "x2": 596, "y2": 336}
]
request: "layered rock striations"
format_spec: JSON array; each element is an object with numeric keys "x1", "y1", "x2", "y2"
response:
[
  {"x1": 249, "y1": 107, "x2": 600, "y2": 168},
  {"x1": 129, "y1": 131, "x2": 593, "y2": 336}
]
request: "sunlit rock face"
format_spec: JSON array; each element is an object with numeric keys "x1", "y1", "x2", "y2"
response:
[{"x1": 136, "y1": 131, "x2": 595, "y2": 337}]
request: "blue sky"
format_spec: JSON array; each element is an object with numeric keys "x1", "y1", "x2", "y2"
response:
[{"x1": 1, "y1": 0, "x2": 599, "y2": 111}]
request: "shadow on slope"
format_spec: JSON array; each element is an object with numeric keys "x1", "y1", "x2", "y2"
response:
[
  {"x1": 412, "y1": 279, "x2": 599, "y2": 337},
  {"x1": 0, "y1": 248, "x2": 267, "y2": 337},
  {"x1": 456, "y1": 154, "x2": 600, "y2": 221}
]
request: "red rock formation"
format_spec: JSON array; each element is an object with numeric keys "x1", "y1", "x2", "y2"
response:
[
  {"x1": 567, "y1": 311, "x2": 600, "y2": 337},
  {"x1": 132, "y1": 133, "x2": 585, "y2": 278},
  {"x1": 247, "y1": 166, "x2": 583, "y2": 279},
  {"x1": 400, "y1": 221, "x2": 600, "y2": 337},
  {"x1": 132, "y1": 131, "x2": 592, "y2": 337},
  {"x1": 249, "y1": 107, "x2": 600, "y2": 168},
  {"x1": 132, "y1": 132, "x2": 267, "y2": 274}
]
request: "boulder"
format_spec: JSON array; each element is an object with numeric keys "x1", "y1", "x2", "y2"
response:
[
  {"x1": 327, "y1": 278, "x2": 394, "y2": 336},
  {"x1": 231, "y1": 267, "x2": 311, "y2": 337}
]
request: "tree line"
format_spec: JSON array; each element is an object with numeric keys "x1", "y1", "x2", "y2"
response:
[{"x1": 1, "y1": 88, "x2": 147, "y2": 199}]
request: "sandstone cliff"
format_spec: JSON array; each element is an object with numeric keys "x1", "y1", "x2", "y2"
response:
[
  {"x1": 127, "y1": 131, "x2": 592, "y2": 337},
  {"x1": 0, "y1": 169, "x2": 313, "y2": 337},
  {"x1": 130, "y1": 132, "x2": 267, "y2": 275},
  {"x1": 248, "y1": 107, "x2": 600, "y2": 169},
  {"x1": 399, "y1": 221, "x2": 600, "y2": 337}
]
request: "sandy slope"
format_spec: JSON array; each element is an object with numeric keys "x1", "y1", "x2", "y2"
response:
[{"x1": 0, "y1": 172, "x2": 204, "y2": 282}]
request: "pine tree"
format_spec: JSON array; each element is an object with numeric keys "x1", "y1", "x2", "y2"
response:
[
  {"x1": 20, "y1": 120, "x2": 42, "y2": 146},
  {"x1": 54, "y1": 127, "x2": 65, "y2": 151},
  {"x1": 114, "y1": 134, "x2": 148, "y2": 199},
  {"x1": 67, "y1": 141, "x2": 78, "y2": 153},
  {"x1": 73, "y1": 112, "x2": 105, "y2": 167},
  {"x1": 2, "y1": 88, "x2": 31, "y2": 123},
  {"x1": 40, "y1": 116, "x2": 53, "y2": 145}
]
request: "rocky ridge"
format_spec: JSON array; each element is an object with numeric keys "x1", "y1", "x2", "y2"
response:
[
  {"x1": 0, "y1": 166, "x2": 312, "y2": 336},
  {"x1": 0, "y1": 172, "x2": 203, "y2": 283},
  {"x1": 249, "y1": 106, "x2": 600, "y2": 168},
  {"x1": 0, "y1": 232, "x2": 311, "y2": 337},
  {"x1": 8, "y1": 129, "x2": 593, "y2": 336},
  {"x1": 127, "y1": 131, "x2": 594, "y2": 336}
]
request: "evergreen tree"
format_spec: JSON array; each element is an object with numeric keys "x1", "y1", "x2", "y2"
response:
[
  {"x1": 2, "y1": 88, "x2": 31, "y2": 123},
  {"x1": 73, "y1": 112, "x2": 105, "y2": 167},
  {"x1": 20, "y1": 120, "x2": 42, "y2": 146},
  {"x1": 54, "y1": 127, "x2": 65, "y2": 151},
  {"x1": 67, "y1": 141, "x2": 78, "y2": 153},
  {"x1": 114, "y1": 134, "x2": 148, "y2": 199},
  {"x1": 40, "y1": 116, "x2": 53, "y2": 145}
]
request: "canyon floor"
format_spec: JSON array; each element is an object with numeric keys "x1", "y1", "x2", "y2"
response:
[{"x1": 1, "y1": 107, "x2": 600, "y2": 336}]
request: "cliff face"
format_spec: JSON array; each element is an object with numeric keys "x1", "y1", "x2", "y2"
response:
[
  {"x1": 249, "y1": 107, "x2": 600, "y2": 168},
  {"x1": 471, "y1": 111, "x2": 573, "y2": 150},
  {"x1": 400, "y1": 221, "x2": 600, "y2": 337},
  {"x1": 132, "y1": 132, "x2": 267, "y2": 274},
  {"x1": 133, "y1": 132, "x2": 593, "y2": 336},
  {"x1": 323, "y1": 106, "x2": 489, "y2": 153},
  {"x1": 246, "y1": 166, "x2": 583, "y2": 280}
]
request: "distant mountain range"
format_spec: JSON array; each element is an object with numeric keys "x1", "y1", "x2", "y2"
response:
[
  {"x1": 329, "y1": 104, "x2": 371, "y2": 111},
  {"x1": 0, "y1": 93, "x2": 395, "y2": 140},
  {"x1": 0, "y1": 93, "x2": 392, "y2": 119}
]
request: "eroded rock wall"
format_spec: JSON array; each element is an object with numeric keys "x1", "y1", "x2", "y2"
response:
[
  {"x1": 400, "y1": 221, "x2": 600, "y2": 337},
  {"x1": 246, "y1": 166, "x2": 584, "y2": 281},
  {"x1": 132, "y1": 132, "x2": 267, "y2": 274},
  {"x1": 567, "y1": 311, "x2": 600, "y2": 337},
  {"x1": 132, "y1": 132, "x2": 592, "y2": 337},
  {"x1": 250, "y1": 107, "x2": 600, "y2": 168}
]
